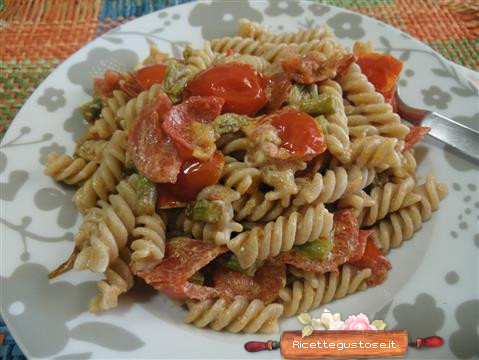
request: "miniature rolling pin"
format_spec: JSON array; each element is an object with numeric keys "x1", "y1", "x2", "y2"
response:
[{"x1": 245, "y1": 331, "x2": 444, "y2": 359}]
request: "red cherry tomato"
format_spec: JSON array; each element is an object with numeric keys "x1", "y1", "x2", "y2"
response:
[
  {"x1": 157, "y1": 151, "x2": 224, "y2": 208},
  {"x1": 184, "y1": 63, "x2": 267, "y2": 116},
  {"x1": 263, "y1": 109, "x2": 327, "y2": 160},
  {"x1": 357, "y1": 53, "x2": 403, "y2": 103},
  {"x1": 135, "y1": 64, "x2": 167, "y2": 90}
]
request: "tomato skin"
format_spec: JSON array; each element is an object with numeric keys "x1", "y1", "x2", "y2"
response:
[
  {"x1": 267, "y1": 109, "x2": 327, "y2": 160},
  {"x1": 184, "y1": 63, "x2": 267, "y2": 116},
  {"x1": 94, "y1": 71, "x2": 123, "y2": 97},
  {"x1": 282, "y1": 53, "x2": 356, "y2": 85},
  {"x1": 265, "y1": 72, "x2": 292, "y2": 113},
  {"x1": 349, "y1": 229, "x2": 373, "y2": 262},
  {"x1": 135, "y1": 64, "x2": 167, "y2": 90},
  {"x1": 128, "y1": 92, "x2": 182, "y2": 184},
  {"x1": 356, "y1": 53, "x2": 403, "y2": 103},
  {"x1": 157, "y1": 151, "x2": 224, "y2": 207},
  {"x1": 162, "y1": 96, "x2": 224, "y2": 159},
  {"x1": 349, "y1": 238, "x2": 392, "y2": 286},
  {"x1": 403, "y1": 126, "x2": 430, "y2": 151}
]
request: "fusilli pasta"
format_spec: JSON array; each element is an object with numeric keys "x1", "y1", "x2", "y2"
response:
[
  {"x1": 73, "y1": 130, "x2": 128, "y2": 213},
  {"x1": 74, "y1": 174, "x2": 140, "y2": 273},
  {"x1": 279, "y1": 264, "x2": 371, "y2": 316},
  {"x1": 238, "y1": 18, "x2": 334, "y2": 44},
  {"x1": 45, "y1": 20, "x2": 447, "y2": 333},
  {"x1": 45, "y1": 153, "x2": 98, "y2": 186},
  {"x1": 372, "y1": 176, "x2": 448, "y2": 253},
  {"x1": 228, "y1": 203, "x2": 333, "y2": 268},
  {"x1": 185, "y1": 296, "x2": 283, "y2": 333},
  {"x1": 130, "y1": 212, "x2": 167, "y2": 272}
]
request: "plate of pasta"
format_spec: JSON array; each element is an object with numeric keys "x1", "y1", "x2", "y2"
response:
[{"x1": 1, "y1": 1, "x2": 478, "y2": 359}]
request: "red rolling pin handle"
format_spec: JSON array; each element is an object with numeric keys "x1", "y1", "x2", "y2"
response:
[
  {"x1": 244, "y1": 340, "x2": 280, "y2": 352},
  {"x1": 408, "y1": 336, "x2": 444, "y2": 348}
]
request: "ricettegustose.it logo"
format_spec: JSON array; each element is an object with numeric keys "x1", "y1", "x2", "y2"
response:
[{"x1": 244, "y1": 309, "x2": 444, "y2": 359}]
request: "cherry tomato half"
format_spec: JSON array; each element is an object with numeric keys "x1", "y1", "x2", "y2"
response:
[
  {"x1": 184, "y1": 63, "x2": 267, "y2": 116},
  {"x1": 357, "y1": 53, "x2": 403, "y2": 103},
  {"x1": 156, "y1": 151, "x2": 224, "y2": 208},
  {"x1": 135, "y1": 64, "x2": 167, "y2": 90},
  {"x1": 264, "y1": 109, "x2": 327, "y2": 160}
]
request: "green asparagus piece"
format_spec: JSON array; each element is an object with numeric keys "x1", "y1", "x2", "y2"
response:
[
  {"x1": 293, "y1": 239, "x2": 332, "y2": 260},
  {"x1": 213, "y1": 113, "x2": 251, "y2": 137},
  {"x1": 217, "y1": 253, "x2": 257, "y2": 275},
  {"x1": 185, "y1": 199, "x2": 224, "y2": 223},
  {"x1": 315, "y1": 115, "x2": 328, "y2": 134},
  {"x1": 137, "y1": 175, "x2": 157, "y2": 215},
  {"x1": 188, "y1": 271, "x2": 205, "y2": 285},
  {"x1": 79, "y1": 96, "x2": 102, "y2": 124},
  {"x1": 183, "y1": 46, "x2": 193, "y2": 59},
  {"x1": 124, "y1": 152, "x2": 136, "y2": 171},
  {"x1": 161, "y1": 60, "x2": 198, "y2": 103},
  {"x1": 299, "y1": 94, "x2": 335, "y2": 116}
]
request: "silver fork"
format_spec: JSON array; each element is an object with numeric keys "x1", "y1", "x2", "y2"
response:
[{"x1": 395, "y1": 89, "x2": 479, "y2": 162}]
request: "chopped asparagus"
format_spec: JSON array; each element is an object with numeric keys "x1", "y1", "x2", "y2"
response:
[
  {"x1": 124, "y1": 152, "x2": 136, "y2": 171},
  {"x1": 185, "y1": 199, "x2": 224, "y2": 223},
  {"x1": 137, "y1": 175, "x2": 157, "y2": 215},
  {"x1": 188, "y1": 271, "x2": 205, "y2": 285},
  {"x1": 293, "y1": 238, "x2": 332, "y2": 259},
  {"x1": 315, "y1": 115, "x2": 328, "y2": 134},
  {"x1": 217, "y1": 253, "x2": 258, "y2": 275},
  {"x1": 183, "y1": 46, "x2": 193, "y2": 59},
  {"x1": 299, "y1": 94, "x2": 335, "y2": 116},
  {"x1": 79, "y1": 96, "x2": 102, "y2": 124},
  {"x1": 213, "y1": 113, "x2": 251, "y2": 137},
  {"x1": 161, "y1": 60, "x2": 198, "y2": 103}
]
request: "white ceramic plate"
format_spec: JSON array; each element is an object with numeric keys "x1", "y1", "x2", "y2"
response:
[{"x1": 1, "y1": 1, "x2": 478, "y2": 359}]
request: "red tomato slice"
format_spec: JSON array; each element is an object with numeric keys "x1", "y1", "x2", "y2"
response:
[
  {"x1": 135, "y1": 237, "x2": 227, "y2": 301},
  {"x1": 162, "y1": 96, "x2": 224, "y2": 158},
  {"x1": 282, "y1": 53, "x2": 356, "y2": 85},
  {"x1": 128, "y1": 92, "x2": 182, "y2": 183},
  {"x1": 120, "y1": 64, "x2": 168, "y2": 98},
  {"x1": 156, "y1": 151, "x2": 225, "y2": 207},
  {"x1": 349, "y1": 239, "x2": 392, "y2": 286},
  {"x1": 93, "y1": 71, "x2": 123, "y2": 97},
  {"x1": 349, "y1": 229, "x2": 373, "y2": 262},
  {"x1": 357, "y1": 53, "x2": 403, "y2": 103},
  {"x1": 252, "y1": 109, "x2": 327, "y2": 161},
  {"x1": 135, "y1": 64, "x2": 167, "y2": 90},
  {"x1": 212, "y1": 260, "x2": 286, "y2": 304},
  {"x1": 266, "y1": 72, "x2": 292, "y2": 113},
  {"x1": 403, "y1": 126, "x2": 431, "y2": 151},
  {"x1": 184, "y1": 63, "x2": 267, "y2": 116}
]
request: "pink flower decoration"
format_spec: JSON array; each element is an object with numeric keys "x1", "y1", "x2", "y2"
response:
[{"x1": 341, "y1": 313, "x2": 378, "y2": 330}]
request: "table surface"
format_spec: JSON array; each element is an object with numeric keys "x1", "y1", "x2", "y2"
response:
[{"x1": 0, "y1": 0, "x2": 478, "y2": 358}]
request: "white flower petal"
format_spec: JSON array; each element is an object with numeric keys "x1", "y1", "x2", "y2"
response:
[
  {"x1": 321, "y1": 313, "x2": 335, "y2": 325},
  {"x1": 330, "y1": 321, "x2": 345, "y2": 330}
]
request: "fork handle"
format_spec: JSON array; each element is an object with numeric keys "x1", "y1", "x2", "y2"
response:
[{"x1": 421, "y1": 112, "x2": 479, "y2": 162}]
